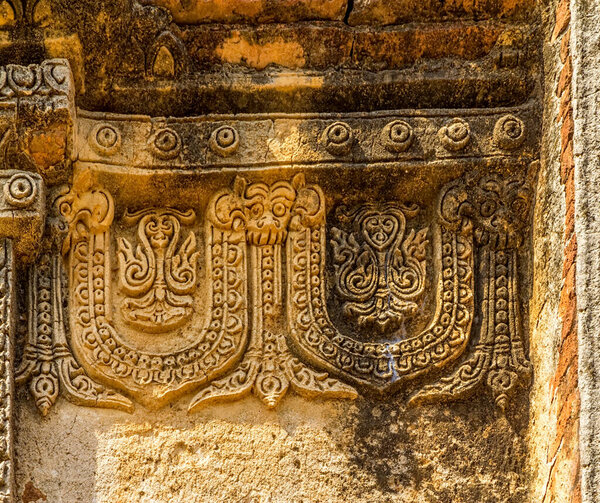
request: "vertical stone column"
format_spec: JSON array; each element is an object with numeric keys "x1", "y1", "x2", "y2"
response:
[
  {"x1": 0, "y1": 171, "x2": 46, "y2": 503},
  {"x1": 0, "y1": 239, "x2": 15, "y2": 503},
  {"x1": 571, "y1": 0, "x2": 600, "y2": 501},
  {"x1": 0, "y1": 58, "x2": 73, "y2": 502}
]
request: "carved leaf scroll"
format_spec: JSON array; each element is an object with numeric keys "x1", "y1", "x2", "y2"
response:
[
  {"x1": 331, "y1": 203, "x2": 429, "y2": 333},
  {"x1": 117, "y1": 208, "x2": 200, "y2": 332}
]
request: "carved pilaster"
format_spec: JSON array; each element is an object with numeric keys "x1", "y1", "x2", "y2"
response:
[
  {"x1": 0, "y1": 168, "x2": 46, "y2": 503},
  {"x1": 0, "y1": 239, "x2": 15, "y2": 503}
]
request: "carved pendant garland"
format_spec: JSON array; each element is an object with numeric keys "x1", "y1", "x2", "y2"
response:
[
  {"x1": 287, "y1": 181, "x2": 475, "y2": 392},
  {"x1": 15, "y1": 166, "x2": 534, "y2": 413},
  {"x1": 56, "y1": 181, "x2": 249, "y2": 409}
]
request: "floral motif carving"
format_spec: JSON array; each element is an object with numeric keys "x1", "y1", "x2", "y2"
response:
[
  {"x1": 210, "y1": 125, "x2": 239, "y2": 157},
  {"x1": 3, "y1": 173, "x2": 37, "y2": 208},
  {"x1": 117, "y1": 209, "x2": 200, "y2": 332},
  {"x1": 56, "y1": 176, "x2": 248, "y2": 409},
  {"x1": 17, "y1": 167, "x2": 533, "y2": 413},
  {"x1": 331, "y1": 203, "x2": 428, "y2": 332},
  {"x1": 16, "y1": 251, "x2": 133, "y2": 415},
  {"x1": 148, "y1": 127, "x2": 181, "y2": 160},
  {"x1": 321, "y1": 122, "x2": 354, "y2": 156}
]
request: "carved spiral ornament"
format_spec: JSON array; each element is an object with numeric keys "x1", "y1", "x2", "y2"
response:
[
  {"x1": 149, "y1": 127, "x2": 182, "y2": 159},
  {"x1": 90, "y1": 124, "x2": 121, "y2": 155},
  {"x1": 494, "y1": 114, "x2": 525, "y2": 150},
  {"x1": 210, "y1": 125, "x2": 239, "y2": 156},
  {"x1": 382, "y1": 120, "x2": 414, "y2": 152},
  {"x1": 322, "y1": 121, "x2": 354, "y2": 156},
  {"x1": 4, "y1": 173, "x2": 37, "y2": 208},
  {"x1": 439, "y1": 118, "x2": 471, "y2": 151}
]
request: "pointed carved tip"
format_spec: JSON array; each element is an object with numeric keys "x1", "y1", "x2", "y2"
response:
[
  {"x1": 261, "y1": 394, "x2": 280, "y2": 409},
  {"x1": 36, "y1": 400, "x2": 52, "y2": 417}
]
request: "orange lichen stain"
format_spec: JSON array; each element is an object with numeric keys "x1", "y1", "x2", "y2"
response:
[
  {"x1": 217, "y1": 32, "x2": 306, "y2": 70},
  {"x1": 0, "y1": 1, "x2": 15, "y2": 26},
  {"x1": 27, "y1": 125, "x2": 67, "y2": 171},
  {"x1": 147, "y1": 0, "x2": 264, "y2": 23},
  {"x1": 143, "y1": 0, "x2": 344, "y2": 23},
  {"x1": 22, "y1": 481, "x2": 47, "y2": 503}
]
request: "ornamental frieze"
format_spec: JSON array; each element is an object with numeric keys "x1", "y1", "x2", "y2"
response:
[{"x1": 0, "y1": 60, "x2": 536, "y2": 420}]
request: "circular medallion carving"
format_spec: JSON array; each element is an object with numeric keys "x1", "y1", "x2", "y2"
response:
[
  {"x1": 439, "y1": 118, "x2": 471, "y2": 151},
  {"x1": 149, "y1": 128, "x2": 182, "y2": 160},
  {"x1": 493, "y1": 115, "x2": 525, "y2": 150},
  {"x1": 382, "y1": 120, "x2": 414, "y2": 153},
  {"x1": 210, "y1": 125, "x2": 239, "y2": 157},
  {"x1": 321, "y1": 122, "x2": 354, "y2": 156},
  {"x1": 4, "y1": 173, "x2": 37, "y2": 208},
  {"x1": 90, "y1": 124, "x2": 121, "y2": 155}
]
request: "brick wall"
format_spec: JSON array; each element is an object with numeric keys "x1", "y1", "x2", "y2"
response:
[{"x1": 543, "y1": 0, "x2": 581, "y2": 500}]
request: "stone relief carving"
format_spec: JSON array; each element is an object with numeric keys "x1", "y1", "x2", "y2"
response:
[
  {"x1": 189, "y1": 175, "x2": 357, "y2": 410},
  {"x1": 411, "y1": 170, "x2": 534, "y2": 410},
  {"x1": 0, "y1": 240, "x2": 15, "y2": 503},
  {"x1": 331, "y1": 203, "x2": 428, "y2": 332},
  {"x1": 287, "y1": 179, "x2": 475, "y2": 393},
  {"x1": 5, "y1": 61, "x2": 536, "y2": 417},
  {"x1": 14, "y1": 166, "x2": 534, "y2": 413},
  {"x1": 54, "y1": 175, "x2": 248, "y2": 409},
  {"x1": 117, "y1": 209, "x2": 200, "y2": 332}
]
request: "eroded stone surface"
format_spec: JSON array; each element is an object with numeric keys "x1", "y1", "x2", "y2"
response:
[{"x1": 15, "y1": 393, "x2": 529, "y2": 503}]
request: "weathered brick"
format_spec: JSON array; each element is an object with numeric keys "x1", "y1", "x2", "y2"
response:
[
  {"x1": 552, "y1": 0, "x2": 571, "y2": 41},
  {"x1": 557, "y1": 55, "x2": 572, "y2": 97},
  {"x1": 560, "y1": 28, "x2": 571, "y2": 63}
]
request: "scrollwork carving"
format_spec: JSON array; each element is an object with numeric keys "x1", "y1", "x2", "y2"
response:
[
  {"x1": 410, "y1": 170, "x2": 534, "y2": 410},
  {"x1": 190, "y1": 175, "x2": 356, "y2": 410},
  {"x1": 55, "y1": 177, "x2": 249, "y2": 409},
  {"x1": 117, "y1": 209, "x2": 200, "y2": 332},
  {"x1": 331, "y1": 203, "x2": 428, "y2": 332},
  {"x1": 287, "y1": 180, "x2": 475, "y2": 392}
]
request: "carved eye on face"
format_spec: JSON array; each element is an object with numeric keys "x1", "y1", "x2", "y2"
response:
[
  {"x1": 272, "y1": 202, "x2": 287, "y2": 218},
  {"x1": 250, "y1": 203, "x2": 264, "y2": 219},
  {"x1": 511, "y1": 198, "x2": 528, "y2": 219},
  {"x1": 480, "y1": 200, "x2": 497, "y2": 218}
]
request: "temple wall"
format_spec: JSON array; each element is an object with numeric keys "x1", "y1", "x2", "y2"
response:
[{"x1": 0, "y1": 1, "x2": 594, "y2": 502}]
